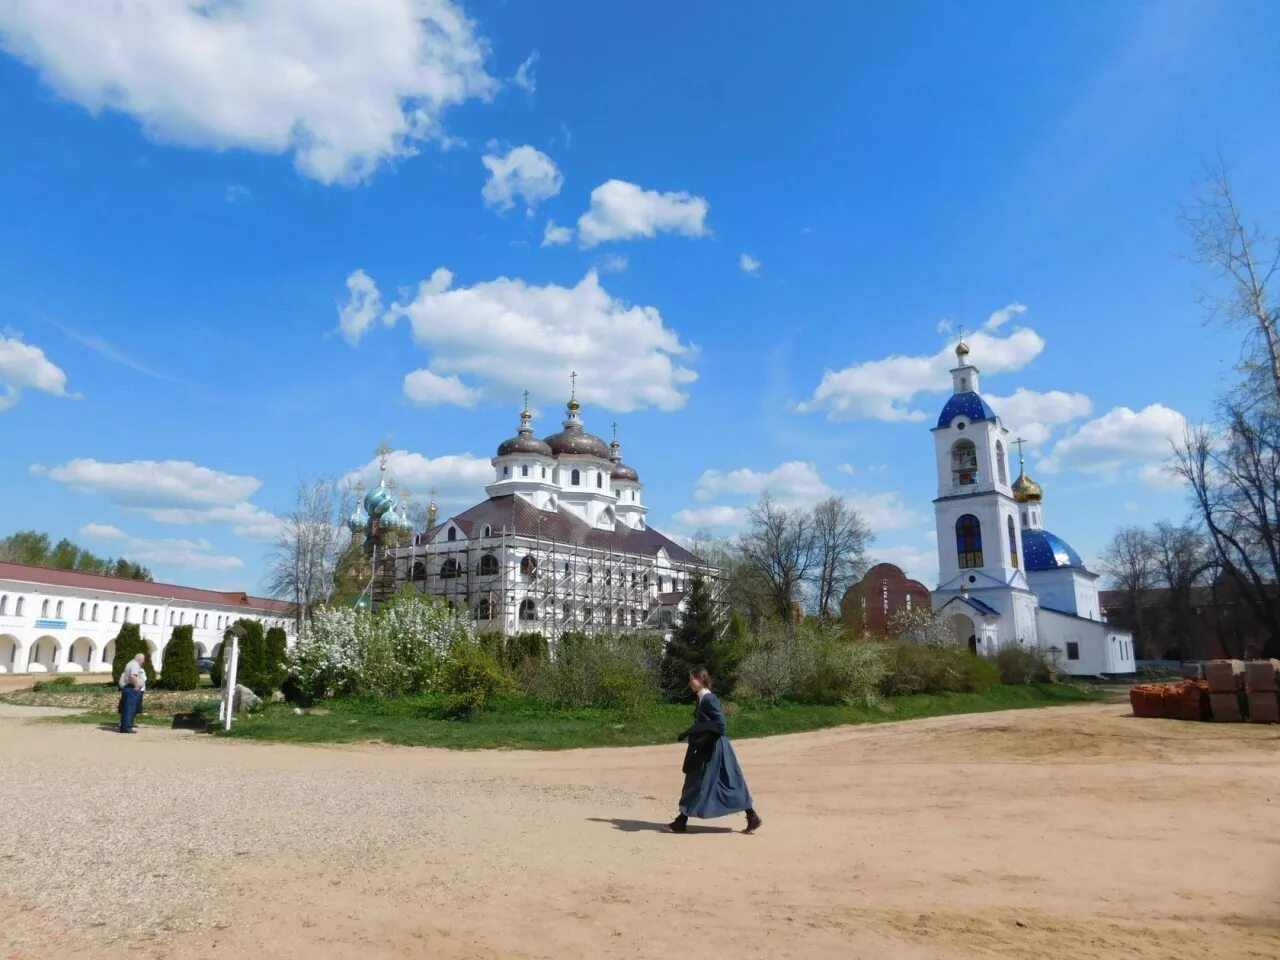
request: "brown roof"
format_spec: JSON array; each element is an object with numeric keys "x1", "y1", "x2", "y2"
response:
[
  {"x1": 0, "y1": 560, "x2": 294, "y2": 615},
  {"x1": 426, "y1": 495, "x2": 707, "y2": 567}
]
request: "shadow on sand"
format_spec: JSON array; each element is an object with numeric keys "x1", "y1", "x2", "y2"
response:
[{"x1": 587, "y1": 817, "x2": 735, "y2": 835}]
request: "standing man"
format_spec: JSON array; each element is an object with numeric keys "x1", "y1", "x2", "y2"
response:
[{"x1": 119, "y1": 652, "x2": 147, "y2": 733}]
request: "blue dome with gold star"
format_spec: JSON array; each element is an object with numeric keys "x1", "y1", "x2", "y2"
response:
[
  {"x1": 1021, "y1": 528, "x2": 1084, "y2": 571},
  {"x1": 936, "y1": 391, "x2": 998, "y2": 429}
]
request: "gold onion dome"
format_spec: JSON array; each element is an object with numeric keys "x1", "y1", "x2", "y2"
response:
[
  {"x1": 1012, "y1": 471, "x2": 1043, "y2": 504},
  {"x1": 955, "y1": 339, "x2": 970, "y2": 358}
]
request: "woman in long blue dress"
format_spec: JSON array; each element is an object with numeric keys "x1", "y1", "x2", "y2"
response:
[{"x1": 669, "y1": 667, "x2": 762, "y2": 834}]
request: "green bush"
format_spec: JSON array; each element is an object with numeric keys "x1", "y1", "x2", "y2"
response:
[
  {"x1": 158, "y1": 625, "x2": 199, "y2": 691},
  {"x1": 505, "y1": 631, "x2": 547, "y2": 670},
  {"x1": 434, "y1": 641, "x2": 510, "y2": 717},
  {"x1": 233, "y1": 620, "x2": 272, "y2": 697},
  {"x1": 265, "y1": 626, "x2": 288, "y2": 692},
  {"x1": 211, "y1": 637, "x2": 226, "y2": 688},
  {"x1": 737, "y1": 619, "x2": 887, "y2": 706},
  {"x1": 32, "y1": 676, "x2": 77, "y2": 691},
  {"x1": 882, "y1": 643, "x2": 999, "y2": 696},
  {"x1": 990, "y1": 646, "x2": 1052, "y2": 685},
  {"x1": 110, "y1": 623, "x2": 155, "y2": 686},
  {"x1": 523, "y1": 632, "x2": 661, "y2": 710}
]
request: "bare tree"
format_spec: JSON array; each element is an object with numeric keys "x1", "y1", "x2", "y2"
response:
[
  {"x1": 808, "y1": 496, "x2": 874, "y2": 618},
  {"x1": 1183, "y1": 164, "x2": 1280, "y2": 400},
  {"x1": 1101, "y1": 526, "x2": 1157, "y2": 655},
  {"x1": 738, "y1": 494, "x2": 816, "y2": 624},
  {"x1": 1149, "y1": 521, "x2": 1212, "y2": 658},
  {"x1": 267, "y1": 478, "x2": 353, "y2": 630}
]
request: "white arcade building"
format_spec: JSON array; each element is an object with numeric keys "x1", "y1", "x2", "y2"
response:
[
  {"x1": 930, "y1": 339, "x2": 1135, "y2": 676},
  {"x1": 0, "y1": 561, "x2": 295, "y2": 675}
]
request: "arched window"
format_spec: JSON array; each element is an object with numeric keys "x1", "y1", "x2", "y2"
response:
[
  {"x1": 586, "y1": 568, "x2": 594, "y2": 584},
  {"x1": 78, "y1": 602, "x2": 86, "y2": 620},
  {"x1": 15, "y1": 597, "x2": 23, "y2": 616},
  {"x1": 179, "y1": 611, "x2": 185, "y2": 625},
  {"x1": 142, "y1": 609, "x2": 149, "y2": 625},
  {"x1": 55, "y1": 600, "x2": 63, "y2": 618},
  {"x1": 583, "y1": 605, "x2": 594, "y2": 623},
  {"x1": 996, "y1": 441, "x2": 1007, "y2": 485},
  {"x1": 519, "y1": 599, "x2": 537, "y2": 621},
  {"x1": 124, "y1": 606, "x2": 131, "y2": 622},
  {"x1": 476, "y1": 596, "x2": 493, "y2": 620},
  {"x1": 571, "y1": 468, "x2": 581, "y2": 486},
  {"x1": 41, "y1": 599, "x2": 49, "y2": 617},
  {"x1": 605, "y1": 568, "x2": 613, "y2": 586},
  {"x1": 520, "y1": 555, "x2": 538, "y2": 577},
  {"x1": 168, "y1": 610, "x2": 174, "y2": 625},
  {"x1": 482, "y1": 525, "x2": 492, "y2": 538},
  {"x1": 91, "y1": 603, "x2": 98, "y2": 621},
  {"x1": 112, "y1": 605, "x2": 119, "y2": 622},
  {"x1": 562, "y1": 601, "x2": 573, "y2": 621},
  {"x1": 630, "y1": 609, "x2": 638, "y2": 627},
  {"x1": 203, "y1": 614, "x2": 209, "y2": 628},
  {"x1": 541, "y1": 467, "x2": 547, "y2": 478},
  {"x1": 0, "y1": 595, "x2": 6, "y2": 615},
  {"x1": 1007, "y1": 516, "x2": 1019, "y2": 569},
  {"x1": 521, "y1": 464, "x2": 529, "y2": 477},
  {"x1": 412, "y1": 560, "x2": 426, "y2": 580},
  {"x1": 440, "y1": 559, "x2": 460, "y2": 579},
  {"x1": 616, "y1": 608, "x2": 625, "y2": 626},
  {"x1": 447, "y1": 527, "x2": 457, "y2": 542},
  {"x1": 956, "y1": 515, "x2": 983, "y2": 569},
  {"x1": 596, "y1": 473, "x2": 603, "y2": 488},
  {"x1": 951, "y1": 440, "x2": 978, "y2": 486},
  {"x1": 479, "y1": 553, "x2": 500, "y2": 576},
  {"x1": 503, "y1": 466, "x2": 510, "y2": 476}
]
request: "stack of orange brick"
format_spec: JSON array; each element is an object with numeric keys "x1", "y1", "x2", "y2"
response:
[
  {"x1": 1128, "y1": 680, "x2": 1208, "y2": 720},
  {"x1": 1244, "y1": 659, "x2": 1280, "y2": 724}
]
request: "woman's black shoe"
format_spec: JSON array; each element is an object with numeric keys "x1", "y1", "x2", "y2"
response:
[
  {"x1": 668, "y1": 815, "x2": 688, "y2": 833},
  {"x1": 745, "y1": 810, "x2": 763, "y2": 834}
]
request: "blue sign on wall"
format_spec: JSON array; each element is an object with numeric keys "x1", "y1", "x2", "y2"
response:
[{"x1": 34, "y1": 619, "x2": 67, "y2": 630}]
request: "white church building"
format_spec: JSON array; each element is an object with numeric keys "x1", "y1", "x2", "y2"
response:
[{"x1": 930, "y1": 340, "x2": 1135, "y2": 676}]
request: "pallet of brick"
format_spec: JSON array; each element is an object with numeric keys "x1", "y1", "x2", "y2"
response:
[
  {"x1": 1162, "y1": 680, "x2": 1209, "y2": 722},
  {"x1": 1204, "y1": 660, "x2": 1245, "y2": 694},
  {"x1": 1208, "y1": 692, "x2": 1246, "y2": 723},
  {"x1": 1244, "y1": 659, "x2": 1280, "y2": 693},
  {"x1": 1180, "y1": 662, "x2": 1205, "y2": 680},
  {"x1": 1247, "y1": 692, "x2": 1280, "y2": 724},
  {"x1": 1128, "y1": 685, "x2": 1164, "y2": 719}
]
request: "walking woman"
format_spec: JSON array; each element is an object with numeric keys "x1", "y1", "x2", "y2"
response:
[{"x1": 669, "y1": 667, "x2": 762, "y2": 834}]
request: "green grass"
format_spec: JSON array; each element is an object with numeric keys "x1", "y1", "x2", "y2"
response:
[{"x1": 200, "y1": 683, "x2": 1098, "y2": 750}]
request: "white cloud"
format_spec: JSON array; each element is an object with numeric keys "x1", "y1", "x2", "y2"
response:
[
  {"x1": 982, "y1": 302, "x2": 1027, "y2": 332},
  {"x1": 799, "y1": 326, "x2": 1045, "y2": 422},
  {"x1": 850, "y1": 491, "x2": 917, "y2": 532},
  {"x1": 695, "y1": 461, "x2": 834, "y2": 508},
  {"x1": 344, "y1": 449, "x2": 492, "y2": 506},
  {"x1": 542, "y1": 219, "x2": 573, "y2": 246},
  {"x1": 671, "y1": 505, "x2": 751, "y2": 530},
  {"x1": 138, "y1": 502, "x2": 283, "y2": 542},
  {"x1": 1038, "y1": 404, "x2": 1188, "y2": 487},
  {"x1": 122, "y1": 533, "x2": 244, "y2": 572},
  {"x1": 597, "y1": 253, "x2": 628, "y2": 273},
  {"x1": 838, "y1": 463, "x2": 856, "y2": 475},
  {"x1": 512, "y1": 50, "x2": 538, "y2": 92},
  {"x1": 0, "y1": 0, "x2": 497, "y2": 184},
  {"x1": 34, "y1": 458, "x2": 259, "y2": 507},
  {"x1": 336, "y1": 269, "x2": 383, "y2": 345},
  {"x1": 80, "y1": 523, "x2": 127, "y2": 541},
  {"x1": 225, "y1": 184, "x2": 251, "y2": 203},
  {"x1": 0, "y1": 333, "x2": 77, "y2": 411},
  {"x1": 935, "y1": 319, "x2": 953, "y2": 334},
  {"x1": 481, "y1": 145, "x2": 562, "y2": 215},
  {"x1": 872, "y1": 543, "x2": 939, "y2": 587},
  {"x1": 983, "y1": 387, "x2": 1094, "y2": 448},
  {"x1": 381, "y1": 267, "x2": 697, "y2": 411},
  {"x1": 739, "y1": 253, "x2": 760, "y2": 275},
  {"x1": 403, "y1": 368, "x2": 481, "y2": 407},
  {"x1": 577, "y1": 179, "x2": 710, "y2": 247}
]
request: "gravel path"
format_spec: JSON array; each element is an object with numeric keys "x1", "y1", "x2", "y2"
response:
[{"x1": 3, "y1": 704, "x2": 1279, "y2": 960}]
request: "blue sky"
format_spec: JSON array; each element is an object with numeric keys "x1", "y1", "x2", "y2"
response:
[{"x1": 1, "y1": 1, "x2": 1277, "y2": 592}]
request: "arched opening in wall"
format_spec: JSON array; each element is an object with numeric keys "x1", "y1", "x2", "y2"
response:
[
  {"x1": 411, "y1": 560, "x2": 427, "y2": 580},
  {"x1": 596, "y1": 473, "x2": 602, "y2": 488},
  {"x1": 951, "y1": 440, "x2": 978, "y2": 486},
  {"x1": 68, "y1": 637, "x2": 93, "y2": 672},
  {"x1": 520, "y1": 555, "x2": 538, "y2": 578},
  {"x1": 101, "y1": 640, "x2": 115, "y2": 669},
  {"x1": 947, "y1": 614, "x2": 977, "y2": 653},
  {"x1": 603, "y1": 506, "x2": 615, "y2": 527},
  {"x1": 482, "y1": 524, "x2": 492, "y2": 538},
  {"x1": 146, "y1": 640, "x2": 160, "y2": 672},
  {"x1": 518, "y1": 599, "x2": 537, "y2": 622},
  {"x1": 211, "y1": 642, "x2": 223, "y2": 662},
  {"x1": 447, "y1": 527, "x2": 457, "y2": 542},
  {"x1": 475, "y1": 596, "x2": 493, "y2": 620},
  {"x1": 521, "y1": 464, "x2": 529, "y2": 477},
  {"x1": 570, "y1": 469, "x2": 581, "y2": 486},
  {"x1": 1007, "y1": 516, "x2": 1019, "y2": 569},
  {"x1": 0, "y1": 595, "x2": 7, "y2": 616},
  {"x1": 956, "y1": 514, "x2": 984, "y2": 568},
  {"x1": 0, "y1": 635, "x2": 18, "y2": 673},
  {"x1": 196, "y1": 641, "x2": 211, "y2": 658},
  {"x1": 27, "y1": 636, "x2": 59, "y2": 673},
  {"x1": 996, "y1": 441, "x2": 1007, "y2": 485},
  {"x1": 440, "y1": 559, "x2": 460, "y2": 579},
  {"x1": 479, "y1": 553, "x2": 500, "y2": 576}
]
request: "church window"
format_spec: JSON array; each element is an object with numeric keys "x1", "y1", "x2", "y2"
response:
[
  {"x1": 112, "y1": 605, "x2": 119, "y2": 623},
  {"x1": 519, "y1": 599, "x2": 537, "y2": 621},
  {"x1": 961, "y1": 377, "x2": 969, "y2": 391},
  {"x1": 479, "y1": 553, "x2": 500, "y2": 576},
  {"x1": 1066, "y1": 642, "x2": 1080, "y2": 661},
  {"x1": 503, "y1": 466, "x2": 510, "y2": 476},
  {"x1": 91, "y1": 603, "x2": 98, "y2": 621},
  {"x1": 447, "y1": 527, "x2": 457, "y2": 542},
  {"x1": 605, "y1": 568, "x2": 613, "y2": 586},
  {"x1": 440, "y1": 559, "x2": 460, "y2": 579},
  {"x1": 951, "y1": 440, "x2": 978, "y2": 486},
  {"x1": 55, "y1": 600, "x2": 63, "y2": 618},
  {"x1": 596, "y1": 473, "x2": 603, "y2": 488},
  {"x1": 169, "y1": 611, "x2": 174, "y2": 625},
  {"x1": 956, "y1": 515, "x2": 984, "y2": 569},
  {"x1": 79, "y1": 602, "x2": 86, "y2": 620},
  {"x1": 521, "y1": 465, "x2": 529, "y2": 477},
  {"x1": 571, "y1": 469, "x2": 581, "y2": 486},
  {"x1": 1022, "y1": 510, "x2": 1028, "y2": 525},
  {"x1": 520, "y1": 555, "x2": 538, "y2": 577},
  {"x1": 482, "y1": 525, "x2": 492, "y2": 538},
  {"x1": 586, "y1": 568, "x2": 594, "y2": 584},
  {"x1": 476, "y1": 596, "x2": 494, "y2": 620},
  {"x1": 41, "y1": 599, "x2": 49, "y2": 617},
  {"x1": 142, "y1": 609, "x2": 149, "y2": 625},
  {"x1": 412, "y1": 560, "x2": 426, "y2": 580},
  {"x1": 996, "y1": 441, "x2": 1007, "y2": 485},
  {"x1": 1007, "y1": 516, "x2": 1019, "y2": 569},
  {"x1": 541, "y1": 467, "x2": 547, "y2": 478},
  {"x1": 15, "y1": 597, "x2": 23, "y2": 616}
]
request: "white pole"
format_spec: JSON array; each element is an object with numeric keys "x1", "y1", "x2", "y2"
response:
[{"x1": 221, "y1": 634, "x2": 241, "y2": 731}]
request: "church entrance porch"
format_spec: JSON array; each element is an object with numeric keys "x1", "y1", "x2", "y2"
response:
[{"x1": 946, "y1": 613, "x2": 978, "y2": 653}]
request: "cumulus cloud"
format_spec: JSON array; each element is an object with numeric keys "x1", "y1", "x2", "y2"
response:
[
  {"x1": 671, "y1": 505, "x2": 751, "y2": 530},
  {"x1": 79, "y1": 523, "x2": 127, "y2": 541},
  {"x1": 138, "y1": 502, "x2": 283, "y2": 542},
  {"x1": 512, "y1": 50, "x2": 538, "y2": 92},
  {"x1": 597, "y1": 253, "x2": 628, "y2": 273},
  {"x1": 0, "y1": 0, "x2": 497, "y2": 184},
  {"x1": 872, "y1": 542, "x2": 939, "y2": 587},
  {"x1": 1038, "y1": 404, "x2": 1188, "y2": 487},
  {"x1": 0, "y1": 333, "x2": 77, "y2": 411},
  {"x1": 371, "y1": 267, "x2": 696, "y2": 411},
  {"x1": 739, "y1": 253, "x2": 760, "y2": 275},
  {"x1": 403, "y1": 369, "x2": 481, "y2": 407},
  {"x1": 983, "y1": 387, "x2": 1094, "y2": 448},
  {"x1": 982, "y1": 302, "x2": 1027, "y2": 332},
  {"x1": 344, "y1": 449, "x2": 493, "y2": 506},
  {"x1": 481, "y1": 145, "x2": 562, "y2": 215},
  {"x1": 695, "y1": 461, "x2": 833, "y2": 508},
  {"x1": 577, "y1": 179, "x2": 710, "y2": 247},
  {"x1": 798, "y1": 326, "x2": 1045, "y2": 422},
  {"x1": 336, "y1": 269, "x2": 383, "y2": 345},
  {"x1": 542, "y1": 219, "x2": 573, "y2": 246}
]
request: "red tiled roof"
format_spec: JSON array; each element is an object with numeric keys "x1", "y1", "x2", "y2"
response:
[{"x1": 0, "y1": 561, "x2": 294, "y2": 615}]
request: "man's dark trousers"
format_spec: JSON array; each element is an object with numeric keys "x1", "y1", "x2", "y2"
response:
[{"x1": 119, "y1": 686, "x2": 142, "y2": 732}]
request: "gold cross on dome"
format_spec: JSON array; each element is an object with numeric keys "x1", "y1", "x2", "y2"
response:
[
  {"x1": 611, "y1": 422, "x2": 618, "y2": 441},
  {"x1": 522, "y1": 389, "x2": 530, "y2": 411},
  {"x1": 375, "y1": 439, "x2": 393, "y2": 468},
  {"x1": 1012, "y1": 437, "x2": 1028, "y2": 467},
  {"x1": 569, "y1": 370, "x2": 578, "y2": 398}
]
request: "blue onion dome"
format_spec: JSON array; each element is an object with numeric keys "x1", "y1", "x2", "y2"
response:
[
  {"x1": 1021, "y1": 528, "x2": 1084, "y2": 571},
  {"x1": 936, "y1": 391, "x2": 999, "y2": 428},
  {"x1": 498, "y1": 407, "x2": 552, "y2": 457},
  {"x1": 347, "y1": 501, "x2": 369, "y2": 532},
  {"x1": 544, "y1": 397, "x2": 610, "y2": 458},
  {"x1": 363, "y1": 482, "x2": 395, "y2": 517}
]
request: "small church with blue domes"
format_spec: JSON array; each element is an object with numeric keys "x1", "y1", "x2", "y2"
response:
[{"x1": 931, "y1": 339, "x2": 1135, "y2": 676}]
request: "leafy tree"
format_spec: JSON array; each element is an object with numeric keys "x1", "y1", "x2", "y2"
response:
[
  {"x1": 0, "y1": 529, "x2": 152, "y2": 580},
  {"x1": 660, "y1": 574, "x2": 723, "y2": 700},
  {"x1": 110, "y1": 623, "x2": 155, "y2": 686},
  {"x1": 158, "y1": 625, "x2": 199, "y2": 690}
]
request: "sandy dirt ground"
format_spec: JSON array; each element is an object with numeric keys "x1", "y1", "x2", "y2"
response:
[{"x1": 2, "y1": 702, "x2": 1279, "y2": 960}]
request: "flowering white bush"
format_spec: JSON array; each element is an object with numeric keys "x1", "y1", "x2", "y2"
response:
[{"x1": 284, "y1": 592, "x2": 475, "y2": 704}]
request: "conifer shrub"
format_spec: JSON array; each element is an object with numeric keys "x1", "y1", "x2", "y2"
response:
[
  {"x1": 234, "y1": 619, "x2": 272, "y2": 698},
  {"x1": 158, "y1": 625, "x2": 199, "y2": 691},
  {"x1": 659, "y1": 574, "x2": 725, "y2": 700},
  {"x1": 265, "y1": 626, "x2": 288, "y2": 692},
  {"x1": 110, "y1": 623, "x2": 155, "y2": 686}
]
